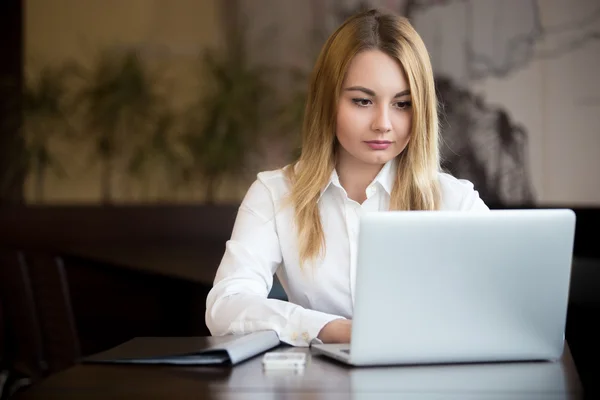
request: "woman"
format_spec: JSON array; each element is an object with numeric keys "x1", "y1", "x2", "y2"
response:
[{"x1": 205, "y1": 8, "x2": 489, "y2": 347}]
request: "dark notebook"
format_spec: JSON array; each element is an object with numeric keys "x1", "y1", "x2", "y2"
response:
[{"x1": 84, "y1": 330, "x2": 280, "y2": 366}]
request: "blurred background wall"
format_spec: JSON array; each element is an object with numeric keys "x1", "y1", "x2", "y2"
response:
[{"x1": 4, "y1": 0, "x2": 598, "y2": 207}]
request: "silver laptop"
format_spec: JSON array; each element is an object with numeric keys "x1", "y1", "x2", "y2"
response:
[{"x1": 311, "y1": 209, "x2": 576, "y2": 366}]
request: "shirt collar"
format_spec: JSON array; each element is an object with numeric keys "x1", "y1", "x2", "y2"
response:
[
  {"x1": 318, "y1": 157, "x2": 397, "y2": 201},
  {"x1": 374, "y1": 157, "x2": 397, "y2": 195},
  {"x1": 318, "y1": 168, "x2": 342, "y2": 201}
]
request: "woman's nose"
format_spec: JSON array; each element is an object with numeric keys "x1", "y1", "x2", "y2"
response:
[{"x1": 371, "y1": 107, "x2": 392, "y2": 133}]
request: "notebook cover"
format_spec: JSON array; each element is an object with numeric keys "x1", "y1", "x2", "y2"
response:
[{"x1": 83, "y1": 330, "x2": 281, "y2": 366}]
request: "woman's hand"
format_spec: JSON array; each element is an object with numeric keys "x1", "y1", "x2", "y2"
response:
[{"x1": 317, "y1": 319, "x2": 352, "y2": 343}]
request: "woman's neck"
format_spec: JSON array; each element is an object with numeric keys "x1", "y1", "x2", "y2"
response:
[{"x1": 336, "y1": 154, "x2": 385, "y2": 204}]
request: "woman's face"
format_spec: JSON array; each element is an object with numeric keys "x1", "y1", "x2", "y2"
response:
[{"x1": 336, "y1": 49, "x2": 412, "y2": 168}]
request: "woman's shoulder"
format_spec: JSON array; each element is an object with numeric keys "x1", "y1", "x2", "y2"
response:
[
  {"x1": 256, "y1": 164, "x2": 292, "y2": 184},
  {"x1": 438, "y1": 171, "x2": 477, "y2": 191},
  {"x1": 242, "y1": 164, "x2": 294, "y2": 205},
  {"x1": 238, "y1": 165, "x2": 295, "y2": 218},
  {"x1": 255, "y1": 164, "x2": 294, "y2": 192},
  {"x1": 437, "y1": 172, "x2": 489, "y2": 211}
]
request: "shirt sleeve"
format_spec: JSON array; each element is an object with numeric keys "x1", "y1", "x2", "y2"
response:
[
  {"x1": 458, "y1": 181, "x2": 490, "y2": 211},
  {"x1": 205, "y1": 178, "x2": 344, "y2": 347}
]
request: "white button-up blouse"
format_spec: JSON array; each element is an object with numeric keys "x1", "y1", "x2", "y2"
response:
[{"x1": 205, "y1": 159, "x2": 489, "y2": 346}]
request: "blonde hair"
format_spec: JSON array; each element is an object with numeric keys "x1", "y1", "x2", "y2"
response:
[{"x1": 285, "y1": 9, "x2": 441, "y2": 266}]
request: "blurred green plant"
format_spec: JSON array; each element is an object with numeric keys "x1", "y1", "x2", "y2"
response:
[
  {"x1": 181, "y1": 34, "x2": 275, "y2": 204},
  {"x1": 12, "y1": 38, "x2": 317, "y2": 205},
  {"x1": 126, "y1": 107, "x2": 185, "y2": 199},
  {"x1": 22, "y1": 62, "x2": 79, "y2": 202},
  {"x1": 74, "y1": 47, "x2": 164, "y2": 204}
]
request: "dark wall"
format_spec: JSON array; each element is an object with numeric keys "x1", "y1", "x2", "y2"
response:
[{"x1": 0, "y1": 0, "x2": 26, "y2": 204}]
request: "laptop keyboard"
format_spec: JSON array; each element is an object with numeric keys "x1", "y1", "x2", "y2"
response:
[{"x1": 340, "y1": 349, "x2": 350, "y2": 354}]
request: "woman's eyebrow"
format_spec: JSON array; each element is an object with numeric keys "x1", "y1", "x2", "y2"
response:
[
  {"x1": 345, "y1": 86, "x2": 376, "y2": 96},
  {"x1": 344, "y1": 86, "x2": 411, "y2": 98}
]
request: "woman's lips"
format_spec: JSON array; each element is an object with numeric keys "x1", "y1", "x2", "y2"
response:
[{"x1": 365, "y1": 140, "x2": 392, "y2": 150}]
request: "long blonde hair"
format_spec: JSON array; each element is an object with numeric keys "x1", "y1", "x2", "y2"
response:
[{"x1": 285, "y1": 9, "x2": 441, "y2": 266}]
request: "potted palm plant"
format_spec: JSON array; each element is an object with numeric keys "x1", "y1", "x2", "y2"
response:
[
  {"x1": 74, "y1": 47, "x2": 164, "y2": 204},
  {"x1": 22, "y1": 62, "x2": 79, "y2": 203},
  {"x1": 180, "y1": 31, "x2": 275, "y2": 204},
  {"x1": 126, "y1": 107, "x2": 186, "y2": 201}
]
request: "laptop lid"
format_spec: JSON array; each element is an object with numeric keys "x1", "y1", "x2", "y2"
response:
[{"x1": 348, "y1": 209, "x2": 576, "y2": 366}]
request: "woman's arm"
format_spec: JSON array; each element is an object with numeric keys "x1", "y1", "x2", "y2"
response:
[{"x1": 205, "y1": 178, "x2": 346, "y2": 347}]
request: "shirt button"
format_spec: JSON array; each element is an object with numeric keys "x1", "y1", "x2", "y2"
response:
[
  {"x1": 302, "y1": 332, "x2": 309, "y2": 341},
  {"x1": 291, "y1": 332, "x2": 298, "y2": 340}
]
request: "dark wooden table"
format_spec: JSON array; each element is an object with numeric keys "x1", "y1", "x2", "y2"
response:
[{"x1": 15, "y1": 344, "x2": 584, "y2": 399}]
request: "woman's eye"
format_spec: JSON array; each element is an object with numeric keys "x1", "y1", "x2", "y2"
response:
[
  {"x1": 352, "y1": 98, "x2": 372, "y2": 107},
  {"x1": 395, "y1": 101, "x2": 412, "y2": 110}
]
